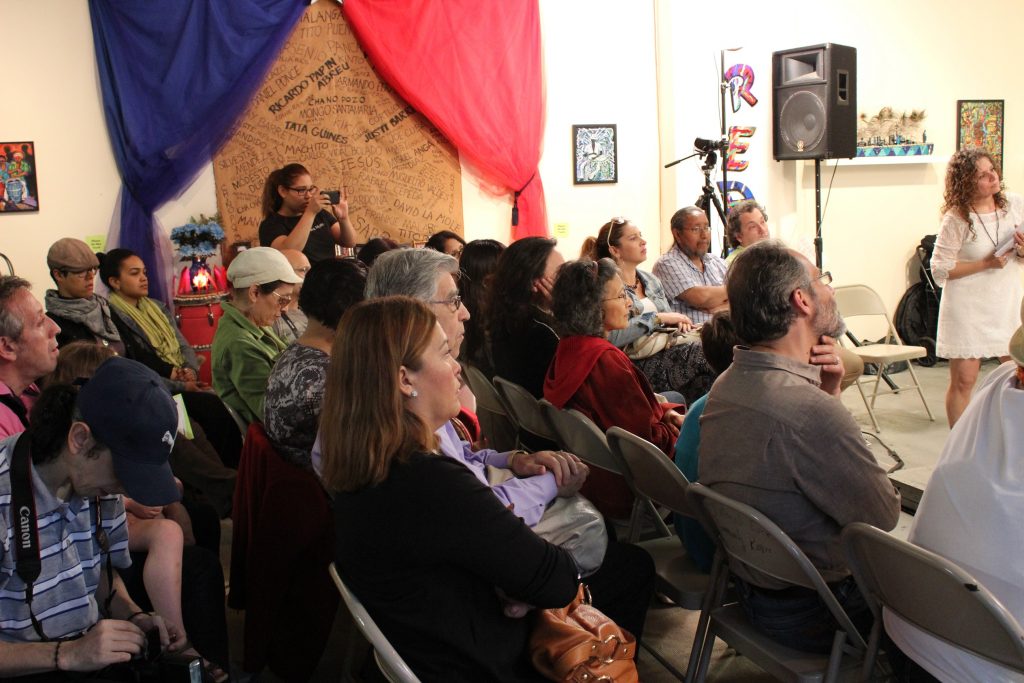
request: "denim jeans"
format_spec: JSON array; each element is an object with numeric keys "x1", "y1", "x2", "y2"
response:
[{"x1": 734, "y1": 575, "x2": 873, "y2": 654}]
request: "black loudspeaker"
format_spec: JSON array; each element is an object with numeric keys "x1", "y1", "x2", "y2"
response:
[{"x1": 772, "y1": 43, "x2": 856, "y2": 160}]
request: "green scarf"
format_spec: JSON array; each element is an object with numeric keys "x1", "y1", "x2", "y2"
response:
[{"x1": 108, "y1": 292, "x2": 186, "y2": 368}]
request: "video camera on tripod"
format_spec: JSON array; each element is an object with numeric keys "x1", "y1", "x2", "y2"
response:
[{"x1": 692, "y1": 137, "x2": 728, "y2": 169}]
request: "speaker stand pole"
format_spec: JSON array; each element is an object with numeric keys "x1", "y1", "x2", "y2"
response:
[{"x1": 814, "y1": 159, "x2": 823, "y2": 270}]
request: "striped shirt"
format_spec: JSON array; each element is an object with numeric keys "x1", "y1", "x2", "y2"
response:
[{"x1": 0, "y1": 434, "x2": 131, "y2": 642}]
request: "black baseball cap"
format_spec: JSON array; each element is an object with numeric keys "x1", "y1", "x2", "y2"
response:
[{"x1": 78, "y1": 357, "x2": 180, "y2": 506}]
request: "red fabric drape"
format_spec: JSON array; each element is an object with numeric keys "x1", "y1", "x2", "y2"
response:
[{"x1": 343, "y1": 0, "x2": 548, "y2": 239}]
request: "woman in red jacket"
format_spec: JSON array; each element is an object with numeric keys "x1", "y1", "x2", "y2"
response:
[{"x1": 544, "y1": 258, "x2": 683, "y2": 519}]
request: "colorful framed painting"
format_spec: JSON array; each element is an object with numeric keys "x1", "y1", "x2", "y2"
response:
[
  {"x1": 573, "y1": 124, "x2": 617, "y2": 184},
  {"x1": 956, "y1": 100, "x2": 1004, "y2": 170},
  {"x1": 0, "y1": 141, "x2": 39, "y2": 213}
]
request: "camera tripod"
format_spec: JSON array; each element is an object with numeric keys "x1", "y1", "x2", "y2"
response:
[{"x1": 695, "y1": 151, "x2": 728, "y2": 233}]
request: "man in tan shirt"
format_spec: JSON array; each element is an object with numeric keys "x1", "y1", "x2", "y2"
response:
[{"x1": 699, "y1": 240, "x2": 900, "y2": 653}]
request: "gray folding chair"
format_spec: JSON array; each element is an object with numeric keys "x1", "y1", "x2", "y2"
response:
[
  {"x1": 607, "y1": 427, "x2": 718, "y2": 683},
  {"x1": 538, "y1": 400, "x2": 669, "y2": 543},
  {"x1": 834, "y1": 284, "x2": 935, "y2": 432},
  {"x1": 492, "y1": 376, "x2": 558, "y2": 447},
  {"x1": 843, "y1": 522, "x2": 1024, "y2": 679},
  {"x1": 459, "y1": 363, "x2": 519, "y2": 452},
  {"x1": 328, "y1": 563, "x2": 421, "y2": 683},
  {"x1": 687, "y1": 484, "x2": 868, "y2": 683}
]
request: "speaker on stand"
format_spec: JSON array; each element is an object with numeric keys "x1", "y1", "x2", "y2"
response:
[{"x1": 772, "y1": 43, "x2": 857, "y2": 269}]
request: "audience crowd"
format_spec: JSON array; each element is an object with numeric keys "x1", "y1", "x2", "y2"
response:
[{"x1": 3, "y1": 146, "x2": 1023, "y2": 682}]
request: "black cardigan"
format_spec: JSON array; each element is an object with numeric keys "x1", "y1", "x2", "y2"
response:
[{"x1": 333, "y1": 453, "x2": 577, "y2": 682}]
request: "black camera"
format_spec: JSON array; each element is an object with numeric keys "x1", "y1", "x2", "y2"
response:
[
  {"x1": 693, "y1": 137, "x2": 728, "y2": 154},
  {"x1": 322, "y1": 189, "x2": 341, "y2": 204},
  {"x1": 132, "y1": 629, "x2": 204, "y2": 682}
]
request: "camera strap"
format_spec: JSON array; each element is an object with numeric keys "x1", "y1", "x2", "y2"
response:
[
  {"x1": 10, "y1": 432, "x2": 48, "y2": 641},
  {"x1": 0, "y1": 392, "x2": 30, "y2": 430},
  {"x1": 9, "y1": 433, "x2": 116, "y2": 641}
]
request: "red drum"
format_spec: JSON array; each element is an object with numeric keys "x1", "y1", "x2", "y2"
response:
[{"x1": 174, "y1": 293, "x2": 226, "y2": 385}]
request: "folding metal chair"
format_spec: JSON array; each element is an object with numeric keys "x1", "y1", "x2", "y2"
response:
[
  {"x1": 538, "y1": 400, "x2": 669, "y2": 542},
  {"x1": 834, "y1": 284, "x2": 935, "y2": 432},
  {"x1": 607, "y1": 427, "x2": 718, "y2": 682},
  {"x1": 459, "y1": 363, "x2": 519, "y2": 452},
  {"x1": 493, "y1": 376, "x2": 558, "y2": 447},
  {"x1": 687, "y1": 484, "x2": 868, "y2": 683},
  {"x1": 843, "y1": 522, "x2": 1024, "y2": 680},
  {"x1": 328, "y1": 563, "x2": 421, "y2": 683}
]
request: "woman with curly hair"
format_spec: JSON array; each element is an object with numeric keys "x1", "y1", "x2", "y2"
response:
[
  {"x1": 581, "y1": 218, "x2": 716, "y2": 406},
  {"x1": 544, "y1": 258, "x2": 683, "y2": 519},
  {"x1": 934, "y1": 148, "x2": 1024, "y2": 426}
]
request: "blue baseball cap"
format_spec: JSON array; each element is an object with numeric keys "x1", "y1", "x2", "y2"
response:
[{"x1": 78, "y1": 357, "x2": 181, "y2": 506}]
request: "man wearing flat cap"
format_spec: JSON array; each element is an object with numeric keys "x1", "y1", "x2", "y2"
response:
[
  {"x1": 44, "y1": 238, "x2": 124, "y2": 354},
  {"x1": 0, "y1": 357, "x2": 184, "y2": 678}
]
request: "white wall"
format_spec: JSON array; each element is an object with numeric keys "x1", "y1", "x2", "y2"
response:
[
  {"x1": 655, "y1": 0, "x2": 1024, "y2": 313},
  {"x1": 4, "y1": 0, "x2": 1022, "y2": 317}
]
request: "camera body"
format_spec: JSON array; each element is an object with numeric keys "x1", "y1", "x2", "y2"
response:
[
  {"x1": 322, "y1": 189, "x2": 341, "y2": 204},
  {"x1": 133, "y1": 629, "x2": 203, "y2": 682}
]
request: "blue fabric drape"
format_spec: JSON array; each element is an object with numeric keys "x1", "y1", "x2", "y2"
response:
[{"x1": 89, "y1": 0, "x2": 307, "y2": 302}]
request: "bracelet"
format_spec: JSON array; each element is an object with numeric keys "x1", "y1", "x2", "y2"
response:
[
  {"x1": 508, "y1": 450, "x2": 527, "y2": 469},
  {"x1": 128, "y1": 610, "x2": 152, "y2": 622},
  {"x1": 53, "y1": 641, "x2": 62, "y2": 671}
]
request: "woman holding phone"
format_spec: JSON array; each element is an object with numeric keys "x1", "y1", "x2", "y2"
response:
[{"x1": 258, "y1": 163, "x2": 356, "y2": 262}]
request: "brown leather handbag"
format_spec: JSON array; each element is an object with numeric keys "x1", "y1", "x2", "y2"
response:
[{"x1": 529, "y1": 584, "x2": 639, "y2": 682}]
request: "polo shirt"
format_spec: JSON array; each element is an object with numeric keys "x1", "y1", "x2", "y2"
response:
[
  {"x1": 0, "y1": 382, "x2": 37, "y2": 440},
  {"x1": 0, "y1": 434, "x2": 130, "y2": 642},
  {"x1": 651, "y1": 245, "x2": 727, "y2": 324}
]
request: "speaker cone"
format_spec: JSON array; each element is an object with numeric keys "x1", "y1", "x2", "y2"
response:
[{"x1": 779, "y1": 90, "x2": 826, "y2": 153}]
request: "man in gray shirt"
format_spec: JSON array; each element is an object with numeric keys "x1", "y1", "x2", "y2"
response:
[{"x1": 699, "y1": 240, "x2": 900, "y2": 653}]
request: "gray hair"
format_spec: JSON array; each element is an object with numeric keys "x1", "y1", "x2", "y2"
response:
[
  {"x1": 366, "y1": 248, "x2": 459, "y2": 301},
  {"x1": 726, "y1": 199, "x2": 767, "y2": 248},
  {"x1": 552, "y1": 258, "x2": 619, "y2": 338},
  {"x1": 0, "y1": 276, "x2": 32, "y2": 340},
  {"x1": 726, "y1": 240, "x2": 811, "y2": 344}
]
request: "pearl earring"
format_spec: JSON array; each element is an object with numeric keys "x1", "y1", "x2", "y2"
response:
[{"x1": 410, "y1": 389, "x2": 418, "y2": 398}]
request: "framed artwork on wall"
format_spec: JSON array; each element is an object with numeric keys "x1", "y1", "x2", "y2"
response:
[
  {"x1": 956, "y1": 100, "x2": 1004, "y2": 170},
  {"x1": 573, "y1": 124, "x2": 617, "y2": 184},
  {"x1": 0, "y1": 141, "x2": 39, "y2": 213}
]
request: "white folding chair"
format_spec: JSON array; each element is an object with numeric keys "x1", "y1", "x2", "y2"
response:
[
  {"x1": 834, "y1": 284, "x2": 935, "y2": 432},
  {"x1": 843, "y1": 522, "x2": 1024, "y2": 680},
  {"x1": 328, "y1": 563, "x2": 421, "y2": 683}
]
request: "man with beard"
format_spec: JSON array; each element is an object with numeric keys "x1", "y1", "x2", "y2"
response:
[
  {"x1": 652, "y1": 206, "x2": 729, "y2": 324},
  {"x1": 698, "y1": 240, "x2": 900, "y2": 653}
]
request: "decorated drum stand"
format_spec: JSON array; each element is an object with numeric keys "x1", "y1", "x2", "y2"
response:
[{"x1": 174, "y1": 292, "x2": 225, "y2": 385}]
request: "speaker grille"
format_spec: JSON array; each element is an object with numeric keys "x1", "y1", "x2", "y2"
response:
[{"x1": 779, "y1": 90, "x2": 826, "y2": 154}]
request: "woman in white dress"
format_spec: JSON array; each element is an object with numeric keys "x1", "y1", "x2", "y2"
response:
[{"x1": 933, "y1": 148, "x2": 1024, "y2": 426}]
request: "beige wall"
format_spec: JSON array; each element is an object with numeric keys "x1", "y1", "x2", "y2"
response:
[{"x1": 3, "y1": 0, "x2": 1022, "y2": 317}]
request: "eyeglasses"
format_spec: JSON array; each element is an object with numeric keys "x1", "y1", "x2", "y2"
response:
[
  {"x1": 270, "y1": 290, "x2": 293, "y2": 306},
  {"x1": 429, "y1": 294, "x2": 463, "y2": 313},
  {"x1": 287, "y1": 186, "x2": 316, "y2": 195},
  {"x1": 59, "y1": 267, "x2": 98, "y2": 280},
  {"x1": 816, "y1": 271, "x2": 833, "y2": 286},
  {"x1": 679, "y1": 226, "x2": 712, "y2": 235},
  {"x1": 606, "y1": 217, "x2": 627, "y2": 247},
  {"x1": 602, "y1": 289, "x2": 629, "y2": 303}
]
